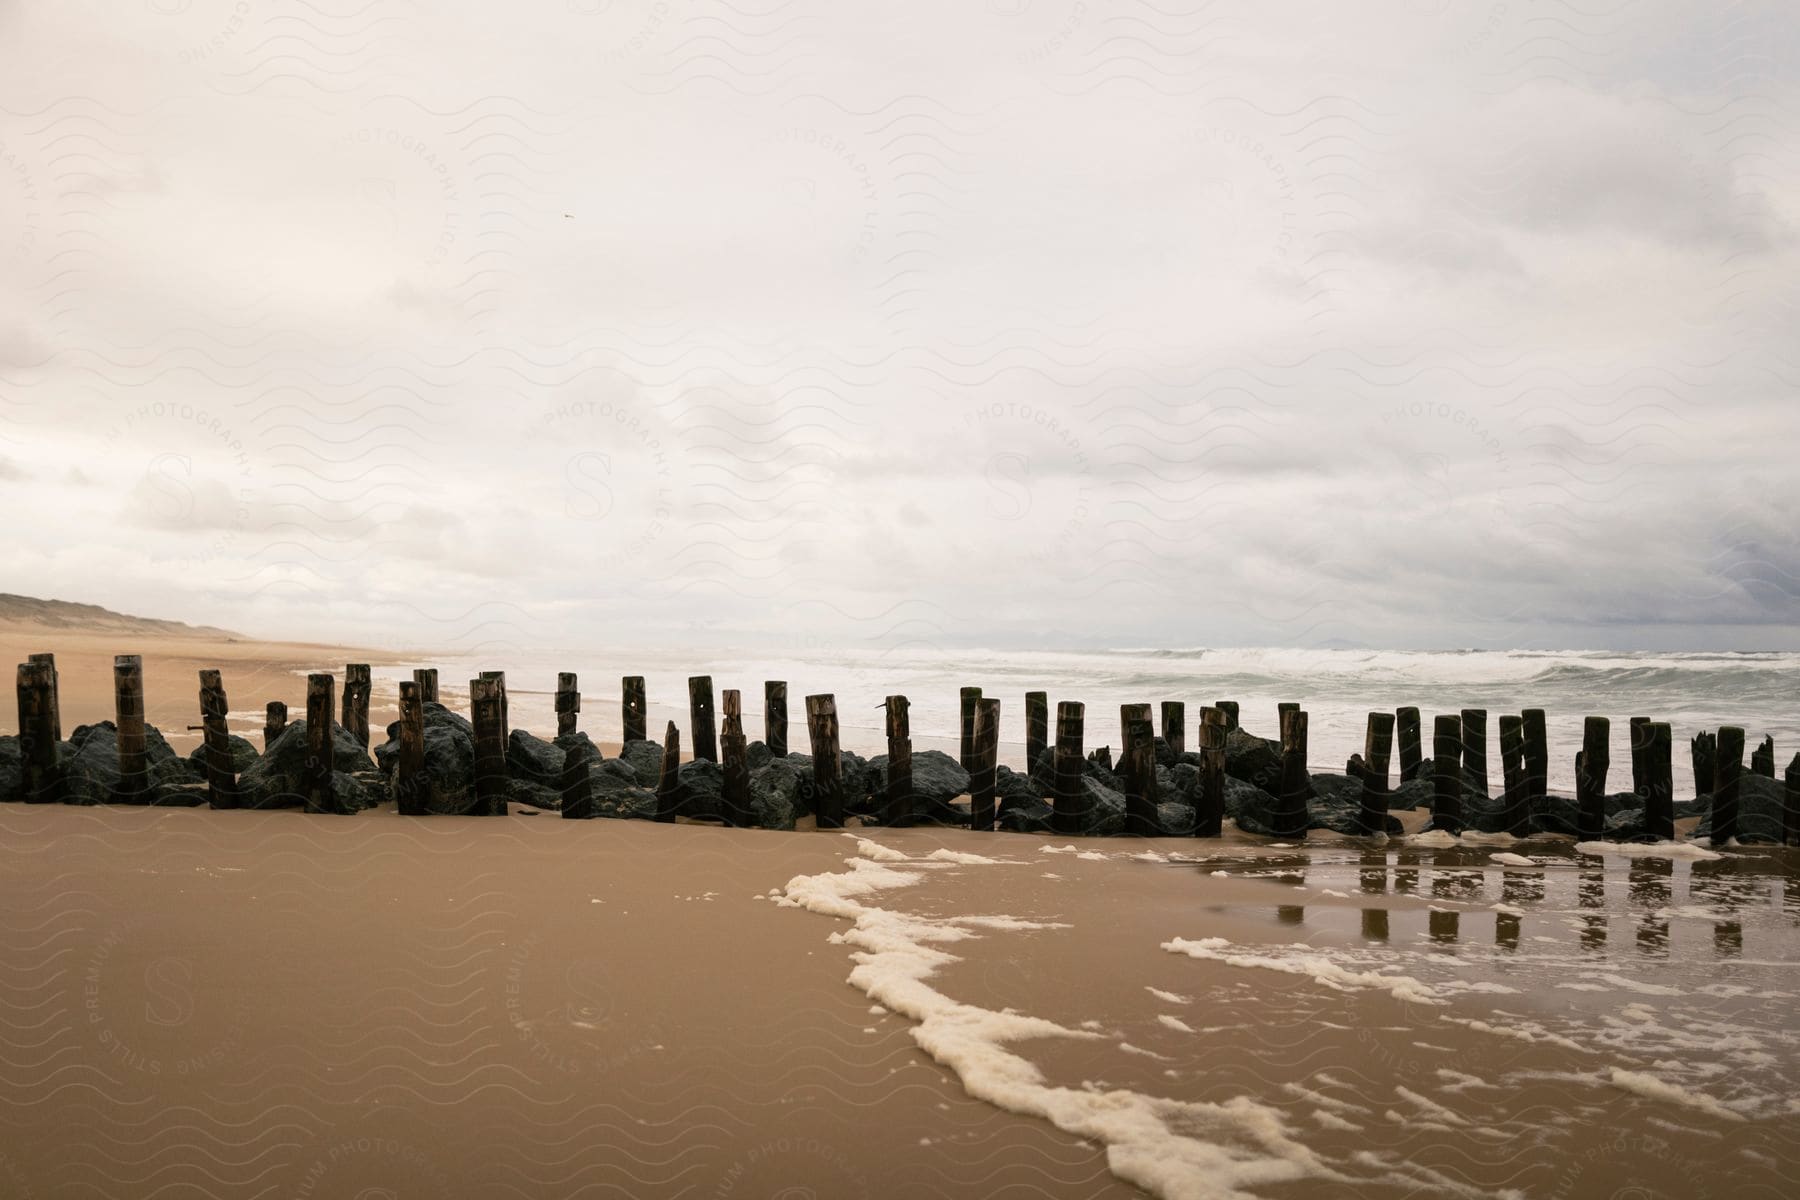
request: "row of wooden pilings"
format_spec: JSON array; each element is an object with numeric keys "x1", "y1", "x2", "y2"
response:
[{"x1": 11, "y1": 654, "x2": 1797, "y2": 844}]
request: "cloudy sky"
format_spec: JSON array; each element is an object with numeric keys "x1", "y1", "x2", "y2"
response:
[{"x1": 1, "y1": 0, "x2": 1797, "y2": 654}]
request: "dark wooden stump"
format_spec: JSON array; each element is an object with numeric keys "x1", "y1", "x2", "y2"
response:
[
  {"x1": 654, "y1": 721, "x2": 682, "y2": 823},
  {"x1": 1712, "y1": 726, "x2": 1744, "y2": 846},
  {"x1": 1432, "y1": 714, "x2": 1464, "y2": 834},
  {"x1": 1460, "y1": 709, "x2": 1489, "y2": 799},
  {"x1": 27, "y1": 652, "x2": 60, "y2": 742},
  {"x1": 470, "y1": 676, "x2": 508, "y2": 817},
  {"x1": 1274, "y1": 709, "x2": 1310, "y2": 839},
  {"x1": 479, "y1": 671, "x2": 509, "y2": 744},
  {"x1": 622, "y1": 676, "x2": 647, "y2": 744},
  {"x1": 1277, "y1": 701, "x2": 1299, "y2": 729},
  {"x1": 1160, "y1": 701, "x2": 1185, "y2": 757},
  {"x1": 304, "y1": 673, "x2": 337, "y2": 815},
  {"x1": 398, "y1": 679, "x2": 427, "y2": 816},
  {"x1": 765, "y1": 681, "x2": 788, "y2": 757},
  {"x1": 414, "y1": 667, "x2": 439, "y2": 704},
  {"x1": 807, "y1": 695, "x2": 843, "y2": 830},
  {"x1": 1052, "y1": 701, "x2": 1086, "y2": 836},
  {"x1": 1751, "y1": 735, "x2": 1775, "y2": 779},
  {"x1": 1197, "y1": 709, "x2": 1226, "y2": 838},
  {"x1": 722, "y1": 689, "x2": 741, "y2": 723},
  {"x1": 689, "y1": 675, "x2": 717, "y2": 762},
  {"x1": 1691, "y1": 731, "x2": 1717, "y2": 802},
  {"x1": 1214, "y1": 701, "x2": 1240, "y2": 731},
  {"x1": 885, "y1": 695, "x2": 913, "y2": 827},
  {"x1": 1522, "y1": 708, "x2": 1549, "y2": 815},
  {"x1": 114, "y1": 655, "x2": 148, "y2": 802},
  {"x1": 1397, "y1": 707, "x2": 1423, "y2": 783},
  {"x1": 721, "y1": 714, "x2": 751, "y2": 828},
  {"x1": 1573, "y1": 716, "x2": 1608, "y2": 841},
  {"x1": 960, "y1": 686, "x2": 982, "y2": 771},
  {"x1": 971, "y1": 698, "x2": 1001, "y2": 832},
  {"x1": 1364, "y1": 710, "x2": 1395, "y2": 798},
  {"x1": 559, "y1": 731, "x2": 595, "y2": 820},
  {"x1": 556, "y1": 672, "x2": 580, "y2": 738},
  {"x1": 1119, "y1": 703, "x2": 1152, "y2": 765},
  {"x1": 16, "y1": 661, "x2": 62, "y2": 804},
  {"x1": 342, "y1": 663, "x2": 372, "y2": 748},
  {"x1": 1784, "y1": 753, "x2": 1800, "y2": 846},
  {"x1": 1025, "y1": 691, "x2": 1049, "y2": 772},
  {"x1": 1644, "y1": 722, "x2": 1674, "y2": 841},
  {"x1": 264, "y1": 701, "x2": 287, "y2": 751},
  {"x1": 1628, "y1": 716, "x2": 1650, "y2": 798},
  {"x1": 199, "y1": 669, "x2": 237, "y2": 809},
  {"x1": 1123, "y1": 713, "x2": 1159, "y2": 837}
]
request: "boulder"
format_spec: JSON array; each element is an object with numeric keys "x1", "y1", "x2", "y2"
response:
[
  {"x1": 746, "y1": 740, "x2": 774, "y2": 770},
  {"x1": 998, "y1": 796, "x2": 1055, "y2": 833},
  {"x1": 506, "y1": 729, "x2": 564, "y2": 790},
  {"x1": 370, "y1": 703, "x2": 476, "y2": 814},
  {"x1": 1694, "y1": 774, "x2": 1788, "y2": 843},
  {"x1": 1157, "y1": 799, "x2": 1196, "y2": 836},
  {"x1": 616, "y1": 739, "x2": 665, "y2": 788},
  {"x1": 749, "y1": 759, "x2": 807, "y2": 830},
  {"x1": 571, "y1": 758, "x2": 659, "y2": 821},
  {"x1": 676, "y1": 759, "x2": 723, "y2": 820},
  {"x1": 238, "y1": 719, "x2": 376, "y2": 810},
  {"x1": 1224, "y1": 728, "x2": 1284, "y2": 792},
  {"x1": 867, "y1": 749, "x2": 969, "y2": 811},
  {"x1": 0, "y1": 736, "x2": 19, "y2": 801},
  {"x1": 60, "y1": 722, "x2": 201, "y2": 805},
  {"x1": 185, "y1": 734, "x2": 261, "y2": 777}
]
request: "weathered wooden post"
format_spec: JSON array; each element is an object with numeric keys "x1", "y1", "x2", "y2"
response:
[
  {"x1": 1196, "y1": 707, "x2": 1226, "y2": 837},
  {"x1": 1522, "y1": 708, "x2": 1549, "y2": 814},
  {"x1": 622, "y1": 676, "x2": 647, "y2": 743},
  {"x1": 654, "y1": 721, "x2": 681, "y2": 823},
  {"x1": 1052, "y1": 701, "x2": 1086, "y2": 836},
  {"x1": 1712, "y1": 726, "x2": 1744, "y2": 846},
  {"x1": 1784, "y1": 753, "x2": 1800, "y2": 846},
  {"x1": 1397, "y1": 707, "x2": 1423, "y2": 783},
  {"x1": 1119, "y1": 702, "x2": 1152, "y2": 762},
  {"x1": 959, "y1": 686, "x2": 982, "y2": 770},
  {"x1": 722, "y1": 688, "x2": 741, "y2": 723},
  {"x1": 27, "y1": 652, "x2": 60, "y2": 742},
  {"x1": 720, "y1": 713, "x2": 751, "y2": 828},
  {"x1": 1432, "y1": 714, "x2": 1464, "y2": 834},
  {"x1": 1691, "y1": 731, "x2": 1717, "y2": 801},
  {"x1": 469, "y1": 676, "x2": 508, "y2": 817},
  {"x1": 1214, "y1": 701, "x2": 1239, "y2": 731},
  {"x1": 198, "y1": 669, "x2": 237, "y2": 809},
  {"x1": 1752, "y1": 735, "x2": 1775, "y2": 779},
  {"x1": 414, "y1": 667, "x2": 439, "y2": 704},
  {"x1": 479, "y1": 671, "x2": 509, "y2": 744},
  {"x1": 304, "y1": 673, "x2": 336, "y2": 815},
  {"x1": 1161, "y1": 701, "x2": 1185, "y2": 757},
  {"x1": 1645, "y1": 722, "x2": 1674, "y2": 841},
  {"x1": 1628, "y1": 716, "x2": 1650, "y2": 798},
  {"x1": 1574, "y1": 716, "x2": 1608, "y2": 841},
  {"x1": 556, "y1": 672, "x2": 580, "y2": 738},
  {"x1": 1359, "y1": 711, "x2": 1395, "y2": 835},
  {"x1": 264, "y1": 701, "x2": 287, "y2": 750},
  {"x1": 1025, "y1": 691, "x2": 1049, "y2": 771},
  {"x1": 1461, "y1": 709, "x2": 1489, "y2": 799},
  {"x1": 1123, "y1": 711, "x2": 1159, "y2": 836},
  {"x1": 1499, "y1": 714, "x2": 1528, "y2": 835},
  {"x1": 342, "y1": 663, "x2": 372, "y2": 748},
  {"x1": 1277, "y1": 701, "x2": 1299, "y2": 728},
  {"x1": 971, "y1": 698, "x2": 1001, "y2": 832},
  {"x1": 885, "y1": 695, "x2": 913, "y2": 826},
  {"x1": 765, "y1": 681, "x2": 788, "y2": 757},
  {"x1": 16, "y1": 661, "x2": 62, "y2": 803},
  {"x1": 114, "y1": 654, "x2": 148, "y2": 802},
  {"x1": 1273, "y1": 709, "x2": 1309, "y2": 839},
  {"x1": 688, "y1": 675, "x2": 717, "y2": 762},
  {"x1": 807, "y1": 695, "x2": 843, "y2": 829},
  {"x1": 397, "y1": 679, "x2": 427, "y2": 816},
  {"x1": 559, "y1": 731, "x2": 594, "y2": 820}
]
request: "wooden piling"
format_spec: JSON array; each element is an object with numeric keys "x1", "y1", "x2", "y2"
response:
[
  {"x1": 1274, "y1": 709, "x2": 1309, "y2": 839},
  {"x1": 1751, "y1": 735, "x2": 1775, "y2": 779},
  {"x1": 342, "y1": 663, "x2": 372, "y2": 748},
  {"x1": 720, "y1": 713, "x2": 751, "y2": 828},
  {"x1": 559, "y1": 731, "x2": 595, "y2": 820},
  {"x1": 971, "y1": 698, "x2": 1001, "y2": 832},
  {"x1": 1214, "y1": 701, "x2": 1239, "y2": 731},
  {"x1": 1196, "y1": 708, "x2": 1226, "y2": 838},
  {"x1": 1051, "y1": 701, "x2": 1087, "y2": 836},
  {"x1": 397, "y1": 679, "x2": 427, "y2": 816},
  {"x1": 1119, "y1": 702, "x2": 1152, "y2": 764},
  {"x1": 479, "y1": 670, "x2": 508, "y2": 743},
  {"x1": 1277, "y1": 701, "x2": 1299, "y2": 729},
  {"x1": 689, "y1": 675, "x2": 717, "y2": 762},
  {"x1": 807, "y1": 695, "x2": 843, "y2": 830},
  {"x1": 1498, "y1": 715, "x2": 1528, "y2": 835},
  {"x1": 198, "y1": 669, "x2": 237, "y2": 809},
  {"x1": 414, "y1": 667, "x2": 439, "y2": 704},
  {"x1": 1784, "y1": 753, "x2": 1800, "y2": 846},
  {"x1": 1460, "y1": 709, "x2": 1489, "y2": 798},
  {"x1": 885, "y1": 695, "x2": 913, "y2": 827},
  {"x1": 722, "y1": 688, "x2": 741, "y2": 723},
  {"x1": 1629, "y1": 716, "x2": 1650, "y2": 798},
  {"x1": 114, "y1": 655, "x2": 147, "y2": 802},
  {"x1": 765, "y1": 681, "x2": 788, "y2": 757},
  {"x1": 1522, "y1": 709, "x2": 1549, "y2": 813},
  {"x1": 304, "y1": 673, "x2": 336, "y2": 815},
  {"x1": 654, "y1": 721, "x2": 681, "y2": 823},
  {"x1": 1644, "y1": 722, "x2": 1674, "y2": 841},
  {"x1": 1712, "y1": 726, "x2": 1744, "y2": 846},
  {"x1": 1161, "y1": 701, "x2": 1185, "y2": 757},
  {"x1": 27, "y1": 652, "x2": 60, "y2": 743},
  {"x1": 960, "y1": 686, "x2": 982, "y2": 771},
  {"x1": 1432, "y1": 714, "x2": 1464, "y2": 834},
  {"x1": 1122, "y1": 712, "x2": 1159, "y2": 836},
  {"x1": 470, "y1": 676, "x2": 508, "y2": 817},
  {"x1": 622, "y1": 676, "x2": 647, "y2": 744},
  {"x1": 1691, "y1": 731, "x2": 1717, "y2": 801},
  {"x1": 1397, "y1": 707, "x2": 1423, "y2": 783},
  {"x1": 264, "y1": 701, "x2": 287, "y2": 750},
  {"x1": 1025, "y1": 691, "x2": 1049, "y2": 771},
  {"x1": 1574, "y1": 716, "x2": 1608, "y2": 841},
  {"x1": 1360, "y1": 711, "x2": 1395, "y2": 835},
  {"x1": 16, "y1": 661, "x2": 62, "y2": 803},
  {"x1": 556, "y1": 672, "x2": 580, "y2": 738}
]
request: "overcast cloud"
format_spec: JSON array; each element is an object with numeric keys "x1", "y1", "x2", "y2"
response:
[{"x1": 1, "y1": 0, "x2": 1797, "y2": 654}]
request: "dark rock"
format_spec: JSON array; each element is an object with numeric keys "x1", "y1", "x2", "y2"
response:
[
  {"x1": 508, "y1": 779, "x2": 561, "y2": 810},
  {"x1": 1224, "y1": 728, "x2": 1283, "y2": 792},
  {"x1": 746, "y1": 740, "x2": 773, "y2": 770},
  {"x1": 677, "y1": 758, "x2": 724, "y2": 820},
  {"x1": 616, "y1": 739, "x2": 665, "y2": 788},
  {"x1": 1153, "y1": 735, "x2": 1177, "y2": 768},
  {"x1": 1028, "y1": 745, "x2": 1119, "y2": 798},
  {"x1": 1157, "y1": 799, "x2": 1196, "y2": 836},
  {"x1": 994, "y1": 765, "x2": 1038, "y2": 807},
  {"x1": 60, "y1": 722, "x2": 201, "y2": 805},
  {"x1": 369, "y1": 702, "x2": 476, "y2": 814},
  {"x1": 1389, "y1": 778, "x2": 1434, "y2": 811},
  {"x1": 866, "y1": 749, "x2": 969, "y2": 815},
  {"x1": 998, "y1": 796, "x2": 1055, "y2": 833},
  {"x1": 749, "y1": 759, "x2": 807, "y2": 831},
  {"x1": 1694, "y1": 774, "x2": 1787, "y2": 843},
  {"x1": 506, "y1": 729, "x2": 564, "y2": 790},
  {"x1": 238, "y1": 719, "x2": 376, "y2": 810},
  {"x1": 186, "y1": 734, "x2": 260, "y2": 777},
  {"x1": 0, "y1": 736, "x2": 19, "y2": 801}
]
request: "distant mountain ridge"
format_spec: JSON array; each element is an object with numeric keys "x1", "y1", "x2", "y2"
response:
[{"x1": 0, "y1": 594, "x2": 242, "y2": 639}]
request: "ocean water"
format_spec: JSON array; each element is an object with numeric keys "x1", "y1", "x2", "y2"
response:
[{"x1": 367, "y1": 647, "x2": 1800, "y2": 798}]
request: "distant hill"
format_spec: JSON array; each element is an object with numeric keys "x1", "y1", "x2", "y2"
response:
[{"x1": 0, "y1": 594, "x2": 243, "y2": 639}]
